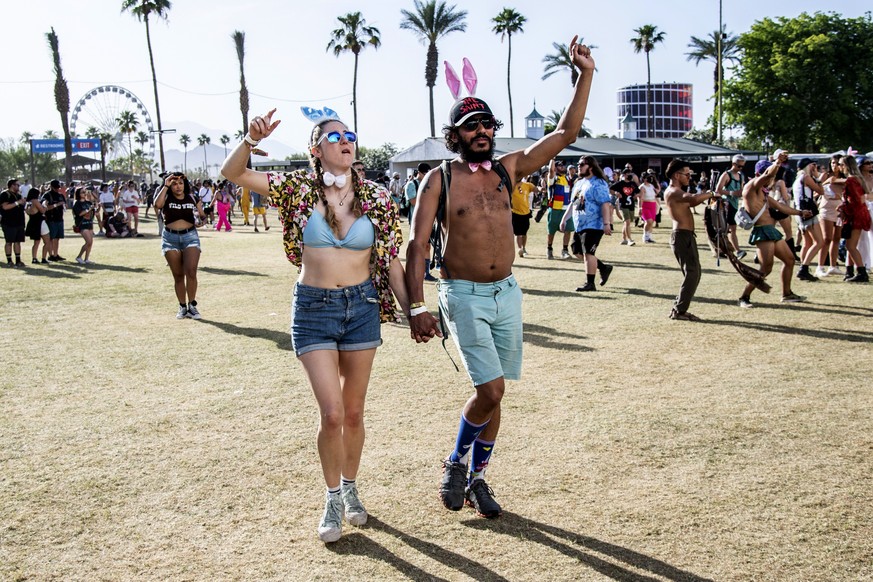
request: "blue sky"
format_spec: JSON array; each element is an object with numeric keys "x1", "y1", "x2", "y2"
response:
[{"x1": 2, "y1": 0, "x2": 867, "y2": 153}]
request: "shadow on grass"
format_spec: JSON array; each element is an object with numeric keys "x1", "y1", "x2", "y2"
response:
[
  {"x1": 524, "y1": 323, "x2": 594, "y2": 352},
  {"x1": 200, "y1": 266, "x2": 269, "y2": 277},
  {"x1": 81, "y1": 263, "x2": 149, "y2": 273},
  {"x1": 327, "y1": 532, "x2": 450, "y2": 582},
  {"x1": 703, "y1": 319, "x2": 873, "y2": 343},
  {"x1": 462, "y1": 512, "x2": 713, "y2": 582},
  {"x1": 334, "y1": 516, "x2": 510, "y2": 581},
  {"x1": 21, "y1": 266, "x2": 80, "y2": 279},
  {"x1": 523, "y1": 287, "x2": 615, "y2": 300},
  {"x1": 198, "y1": 319, "x2": 293, "y2": 351},
  {"x1": 625, "y1": 288, "x2": 872, "y2": 319}
]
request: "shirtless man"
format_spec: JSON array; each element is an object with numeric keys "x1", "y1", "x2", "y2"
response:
[
  {"x1": 738, "y1": 151, "x2": 812, "y2": 308},
  {"x1": 664, "y1": 159, "x2": 719, "y2": 321},
  {"x1": 406, "y1": 36, "x2": 595, "y2": 519}
]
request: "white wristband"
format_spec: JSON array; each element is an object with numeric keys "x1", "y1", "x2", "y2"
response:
[
  {"x1": 243, "y1": 134, "x2": 260, "y2": 147},
  {"x1": 409, "y1": 305, "x2": 429, "y2": 317}
]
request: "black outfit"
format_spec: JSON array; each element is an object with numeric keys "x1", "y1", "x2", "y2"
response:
[
  {"x1": 41, "y1": 191, "x2": 65, "y2": 221},
  {"x1": 25, "y1": 191, "x2": 45, "y2": 240},
  {"x1": 0, "y1": 189, "x2": 26, "y2": 243},
  {"x1": 610, "y1": 180, "x2": 640, "y2": 210}
]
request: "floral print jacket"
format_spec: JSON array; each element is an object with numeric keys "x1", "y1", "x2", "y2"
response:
[{"x1": 267, "y1": 170, "x2": 404, "y2": 323}]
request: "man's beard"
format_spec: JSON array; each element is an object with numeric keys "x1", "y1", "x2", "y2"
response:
[{"x1": 458, "y1": 134, "x2": 494, "y2": 163}]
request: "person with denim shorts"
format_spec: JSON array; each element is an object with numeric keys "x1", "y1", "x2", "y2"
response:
[
  {"x1": 221, "y1": 107, "x2": 410, "y2": 544},
  {"x1": 406, "y1": 37, "x2": 596, "y2": 520},
  {"x1": 153, "y1": 172, "x2": 205, "y2": 320}
]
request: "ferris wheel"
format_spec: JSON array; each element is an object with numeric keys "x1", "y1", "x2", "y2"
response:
[{"x1": 70, "y1": 85, "x2": 156, "y2": 161}]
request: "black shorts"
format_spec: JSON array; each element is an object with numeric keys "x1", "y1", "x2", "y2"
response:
[
  {"x1": 2, "y1": 224, "x2": 25, "y2": 243},
  {"x1": 726, "y1": 203, "x2": 738, "y2": 226},
  {"x1": 841, "y1": 223, "x2": 854, "y2": 240},
  {"x1": 511, "y1": 213, "x2": 531, "y2": 236},
  {"x1": 572, "y1": 229, "x2": 604, "y2": 256}
]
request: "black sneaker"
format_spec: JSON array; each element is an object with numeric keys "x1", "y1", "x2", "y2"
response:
[
  {"x1": 15, "y1": 260, "x2": 25, "y2": 267},
  {"x1": 598, "y1": 264, "x2": 613, "y2": 287},
  {"x1": 796, "y1": 270, "x2": 818, "y2": 282},
  {"x1": 55, "y1": 255, "x2": 66, "y2": 261},
  {"x1": 32, "y1": 258, "x2": 39, "y2": 264},
  {"x1": 439, "y1": 459, "x2": 468, "y2": 511},
  {"x1": 465, "y1": 479, "x2": 502, "y2": 519},
  {"x1": 575, "y1": 282, "x2": 596, "y2": 292},
  {"x1": 41, "y1": 258, "x2": 49, "y2": 264}
]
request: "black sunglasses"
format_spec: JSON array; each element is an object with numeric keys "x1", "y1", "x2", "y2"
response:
[{"x1": 460, "y1": 117, "x2": 496, "y2": 131}]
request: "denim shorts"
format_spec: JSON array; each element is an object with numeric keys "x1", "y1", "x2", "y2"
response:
[
  {"x1": 290, "y1": 279, "x2": 382, "y2": 356},
  {"x1": 47, "y1": 221, "x2": 64, "y2": 240},
  {"x1": 438, "y1": 275, "x2": 523, "y2": 386},
  {"x1": 161, "y1": 227, "x2": 201, "y2": 255}
]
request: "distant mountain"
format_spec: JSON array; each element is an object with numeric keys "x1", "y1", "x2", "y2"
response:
[{"x1": 160, "y1": 120, "x2": 300, "y2": 175}]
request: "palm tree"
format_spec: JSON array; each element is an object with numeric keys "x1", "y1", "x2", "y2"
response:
[
  {"x1": 220, "y1": 134, "x2": 231, "y2": 158},
  {"x1": 400, "y1": 0, "x2": 468, "y2": 137},
  {"x1": 121, "y1": 0, "x2": 171, "y2": 172},
  {"x1": 234, "y1": 129, "x2": 245, "y2": 141},
  {"x1": 491, "y1": 8, "x2": 526, "y2": 138},
  {"x1": 117, "y1": 110, "x2": 139, "y2": 177},
  {"x1": 86, "y1": 127, "x2": 112, "y2": 181},
  {"x1": 327, "y1": 12, "x2": 382, "y2": 133},
  {"x1": 135, "y1": 130, "x2": 149, "y2": 149},
  {"x1": 232, "y1": 30, "x2": 249, "y2": 139},
  {"x1": 197, "y1": 134, "x2": 211, "y2": 176},
  {"x1": 179, "y1": 133, "x2": 190, "y2": 172},
  {"x1": 46, "y1": 27, "x2": 73, "y2": 184},
  {"x1": 20, "y1": 131, "x2": 34, "y2": 145},
  {"x1": 544, "y1": 108, "x2": 592, "y2": 138},
  {"x1": 686, "y1": 25, "x2": 741, "y2": 141},
  {"x1": 630, "y1": 24, "x2": 666, "y2": 138},
  {"x1": 542, "y1": 39, "x2": 598, "y2": 87}
]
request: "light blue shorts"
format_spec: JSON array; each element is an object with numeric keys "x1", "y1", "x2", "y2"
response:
[{"x1": 438, "y1": 275, "x2": 523, "y2": 386}]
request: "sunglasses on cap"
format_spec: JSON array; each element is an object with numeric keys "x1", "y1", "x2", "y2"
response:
[
  {"x1": 316, "y1": 130, "x2": 357, "y2": 146},
  {"x1": 460, "y1": 117, "x2": 496, "y2": 131}
]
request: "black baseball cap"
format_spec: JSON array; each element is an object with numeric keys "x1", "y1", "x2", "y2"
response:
[{"x1": 449, "y1": 97, "x2": 494, "y2": 127}]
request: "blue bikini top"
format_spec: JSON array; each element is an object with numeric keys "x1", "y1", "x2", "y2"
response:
[{"x1": 303, "y1": 210, "x2": 374, "y2": 250}]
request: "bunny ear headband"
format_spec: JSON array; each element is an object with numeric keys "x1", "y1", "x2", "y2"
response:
[
  {"x1": 300, "y1": 106, "x2": 342, "y2": 124},
  {"x1": 444, "y1": 58, "x2": 494, "y2": 126}
]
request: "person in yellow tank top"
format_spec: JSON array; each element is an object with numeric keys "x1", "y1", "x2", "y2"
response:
[{"x1": 511, "y1": 175, "x2": 537, "y2": 257}]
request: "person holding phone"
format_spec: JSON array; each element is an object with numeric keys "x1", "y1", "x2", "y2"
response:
[{"x1": 153, "y1": 173, "x2": 205, "y2": 319}]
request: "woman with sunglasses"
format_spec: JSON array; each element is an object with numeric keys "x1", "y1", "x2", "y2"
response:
[
  {"x1": 221, "y1": 109, "x2": 410, "y2": 543},
  {"x1": 153, "y1": 172, "x2": 206, "y2": 319}
]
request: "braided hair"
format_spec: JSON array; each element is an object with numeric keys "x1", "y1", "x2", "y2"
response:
[{"x1": 309, "y1": 120, "x2": 363, "y2": 236}]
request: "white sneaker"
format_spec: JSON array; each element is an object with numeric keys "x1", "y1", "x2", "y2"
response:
[
  {"x1": 176, "y1": 305, "x2": 188, "y2": 319},
  {"x1": 826, "y1": 266, "x2": 843, "y2": 276},
  {"x1": 627, "y1": 240, "x2": 636, "y2": 246},
  {"x1": 560, "y1": 249, "x2": 570, "y2": 259},
  {"x1": 318, "y1": 493, "x2": 344, "y2": 543},
  {"x1": 75, "y1": 257, "x2": 85, "y2": 264},
  {"x1": 341, "y1": 484, "x2": 368, "y2": 526},
  {"x1": 186, "y1": 303, "x2": 202, "y2": 320},
  {"x1": 815, "y1": 267, "x2": 828, "y2": 278}
]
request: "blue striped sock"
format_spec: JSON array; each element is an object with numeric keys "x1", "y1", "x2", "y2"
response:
[
  {"x1": 448, "y1": 414, "x2": 489, "y2": 464},
  {"x1": 470, "y1": 438, "x2": 495, "y2": 483}
]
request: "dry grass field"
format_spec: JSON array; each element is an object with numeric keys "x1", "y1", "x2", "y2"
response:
[{"x1": 1, "y1": 209, "x2": 871, "y2": 581}]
